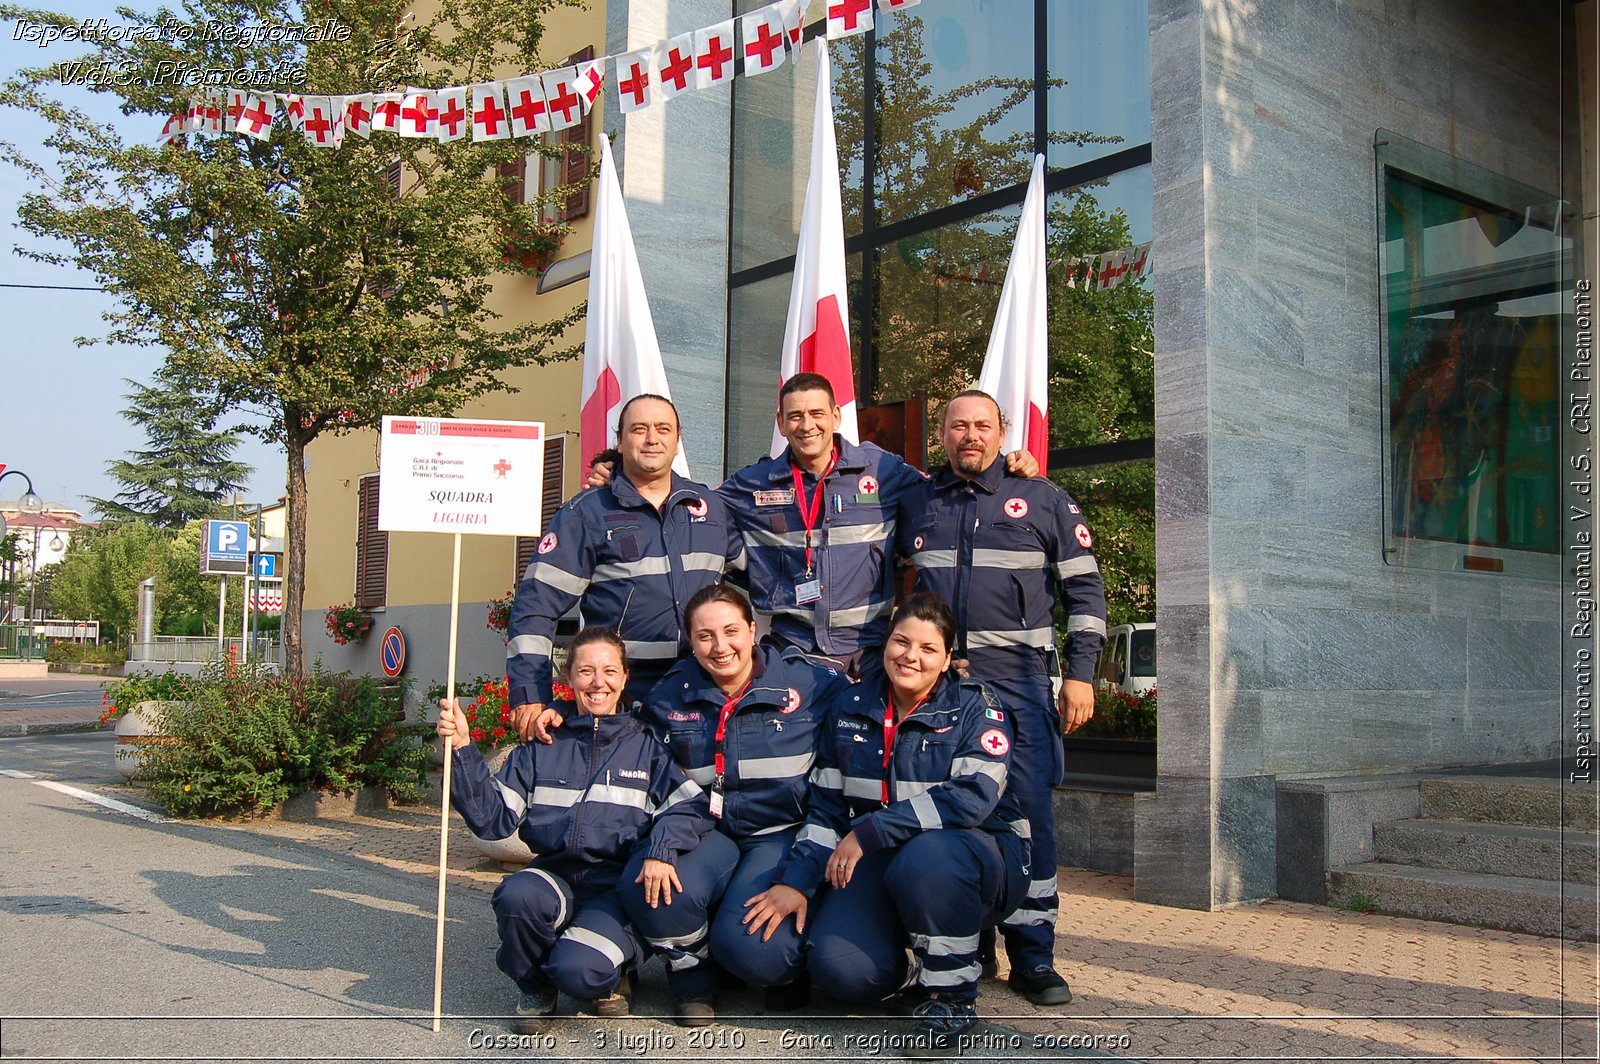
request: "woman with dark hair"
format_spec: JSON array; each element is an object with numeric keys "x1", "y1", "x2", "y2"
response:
[
  {"x1": 617, "y1": 582, "x2": 848, "y2": 1025},
  {"x1": 776, "y1": 592, "x2": 1029, "y2": 1058},
  {"x1": 438, "y1": 627, "x2": 711, "y2": 1033}
]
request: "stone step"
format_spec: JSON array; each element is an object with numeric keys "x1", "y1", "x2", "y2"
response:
[
  {"x1": 1373, "y1": 818, "x2": 1597, "y2": 885},
  {"x1": 1327, "y1": 862, "x2": 1598, "y2": 940},
  {"x1": 1419, "y1": 776, "x2": 1597, "y2": 832}
]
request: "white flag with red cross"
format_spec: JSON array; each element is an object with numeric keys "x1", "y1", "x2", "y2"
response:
[
  {"x1": 656, "y1": 32, "x2": 696, "y2": 101},
  {"x1": 826, "y1": 0, "x2": 874, "y2": 39},
  {"x1": 977, "y1": 153, "x2": 1050, "y2": 472},
  {"x1": 779, "y1": 0, "x2": 806, "y2": 53},
  {"x1": 156, "y1": 112, "x2": 185, "y2": 146},
  {"x1": 615, "y1": 49, "x2": 655, "y2": 113},
  {"x1": 741, "y1": 3, "x2": 789, "y2": 76},
  {"x1": 470, "y1": 82, "x2": 510, "y2": 140},
  {"x1": 371, "y1": 92, "x2": 403, "y2": 134},
  {"x1": 434, "y1": 86, "x2": 470, "y2": 142},
  {"x1": 580, "y1": 135, "x2": 691, "y2": 478},
  {"x1": 540, "y1": 68, "x2": 584, "y2": 132},
  {"x1": 343, "y1": 94, "x2": 373, "y2": 139},
  {"x1": 302, "y1": 96, "x2": 342, "y2": 147},
  {"x1": 398, "y1": 87, "x2": 437, "y2": 138},
  {"x1": 282, "y1": 92, "x2": 305, "y2": 131},
  {"x1": 877, "y1": 0, "x2": 921, "y2": 12},
  {"x1": 182, "y1": 94, "x2": 204, "y2": 132},
  {"x1": 505, "y1": 76, "x2": 550, "y2": 137},
  {"x1": 773, "y1": 40, "x2": 859, "y2": 456},
  {"x1": 203, "y1": 89, "x2": 225, "y2": 133},
  {"x1": 694, "y1": 20, "x2": 737, "y2": 89},
  {"x1": 236, "y1": 94, "x2": 274, "y2": 140},
  {"x1": 224, "y1": 89, "x2": 247, "y2": 132},
  {"x1": 574, "y1": 59, "x2": 605, "y2": 114}
]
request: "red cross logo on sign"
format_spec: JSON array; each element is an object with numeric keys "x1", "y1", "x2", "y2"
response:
[
  {"x1": 858, "y1": 475, "x2": 879, "y2": 496},
  {"x1": 783, "y1": 688, "x2": 802, "y2": 714},
  {"x1": 979, "y1": 728, "x2": 1010, "y2": 756},
  {"x1": 537, "y1": 532, "x2": 558, "y2": 555},
  {"x1": 1074, "y1": 523, "x2": 1093, "y2": 548},
  {"x1": 494, "y1": 459, "x2": 511, "y2": 479},
  {"x1": 1004, "y1": 497, "x2": 1029, "y2": 519},
  {"x1": 687, "y1": 497, "x2": 708, "y2": 517}
]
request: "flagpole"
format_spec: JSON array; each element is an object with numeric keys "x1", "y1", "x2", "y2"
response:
[{"x1": 432, "y1": 531, "x2": 463, "y2": 1033}]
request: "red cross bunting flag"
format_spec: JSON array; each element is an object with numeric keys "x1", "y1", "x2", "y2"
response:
[
  {"x1": 581, "y1": 135, "x2": 690, "y2": 478},
  {"x1": 434, "y1": 85, "x2": 469, "y2": 142},
  {"x1": 343, "y1": 94, "x2": 372, "y2": 139},
  {"x1": 780, "y1": 0, "x2": 806, "y2": 51},
  {"x1": 540, "y1": 67, "x2": 583, "y2": 131},
  {"x1": 470, "y1": 82, "x2": 510, "y2": 140},
  {"x1": 827, "y1": 0, "x2": 874, "y2": 39},
  {"x1": 236, "y1": 94, "x2": 274, "y2": 140},
  {"x1": 877, "y1": 0, "x2": 922, "y2": 11},
  {"x1": 505, "y1": 76, "x2": 550, "y2": 136},
  {"x1": 223, "y1": 89, "x2": 246, "y2": 133},
  {"x1": 656, "y1": 32, "x2": 696, "y2": 101},
  {"x1": 977, "y1": 154, "x2": 1050, "y2": 472},
  {"x1": 182, "y1": 96, "x2": 203, "y2": 132},
  {"x1": 283, "y1": 92, "x2": 305, "y2": 131},
  {"x1": 616, "y1": 49, "x2": 655, "y2": 113},
  {"x1": 372, "y1": 92, "x2": 403, "y2": 134},
  {"x1": 203, "y1": 89, "x2": 225, "y2": 133},
  {"x1": 399, "y1": 87, "x2": 437, "y2": 138},
  {"x1": 742, "y1": 2, "x2": 788, "y2": 76},
  {"x1": 302, "y1": 96, "x2": 341, "y2": 147},
  {"x1": 157, "y1": 113, "x2": 185, "y2": 146},
  {"x1": 774, "y1": 40, "x2": 859, "y2": 456},
  {"x1": 694, "y1": 19, "x2": 737, "y2": 89},
  {"x1": 574, "y1": 58, "x2": 605, "y2": 114}
]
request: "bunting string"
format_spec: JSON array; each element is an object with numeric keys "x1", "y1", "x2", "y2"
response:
[{"x1": 156, "y1": 0, "x2": 925, "y2": 148}]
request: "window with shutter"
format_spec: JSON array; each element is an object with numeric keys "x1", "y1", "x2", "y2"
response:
[
  {"x1": 383, "y1": 159, "x2": 401, "y2": 197},
  {"x1": 534, "y1": 45, "x2": 594, "y2": 222},
  {"x1": 356, "y1": 474, "x2": 389, "y2": 608},
  {"x1": 514, "y1": 433, "x2": 567, "y2": 582},
  {"x1": 497, "y1": 156, "x2": 526, "y2": 205}
]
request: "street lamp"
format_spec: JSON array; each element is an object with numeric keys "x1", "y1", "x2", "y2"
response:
[{"x1": 0, "y1": 468, "x2": 44, "y2": 623}]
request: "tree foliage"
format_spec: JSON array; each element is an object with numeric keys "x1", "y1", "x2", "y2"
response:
[
  {"x1": 89, "y1": 374, "x2": 253, "y2": 527},
  {"x1": 2, "y1": 0, "x2": 588, "y2": 673}
]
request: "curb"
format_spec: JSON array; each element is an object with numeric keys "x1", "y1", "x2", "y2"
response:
[{"x1": 0, "y1": 720, "x2": 104, "y2": 739}]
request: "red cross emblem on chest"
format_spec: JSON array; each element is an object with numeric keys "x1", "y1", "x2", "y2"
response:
[
  {"x1": 858, "y1": 475, "x2": 878, "y2": 496},
  {"x1": 1003, "y1": 497, "x2": 1029, "y2": 519}
]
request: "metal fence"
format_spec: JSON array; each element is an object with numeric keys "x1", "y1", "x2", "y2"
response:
[
  {"x1": 0, "y1": 623, "x2": 38, "y2": 660},
  {"x1": 128, "y1": 635, "x2": 284, "y2": 666}
]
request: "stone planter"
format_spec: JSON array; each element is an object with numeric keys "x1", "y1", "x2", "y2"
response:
[
  {"x1": 275, "y1": 787, "x2": 391, "y2": 820},
  {"x1": 113, "y1": 700, "x2": 183, "y2": 779},
  {"x1": 466, "y1": 745, "x2": 532, "y2": 869}
]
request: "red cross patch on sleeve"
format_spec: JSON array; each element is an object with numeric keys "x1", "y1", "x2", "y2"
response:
[
  {"x1": 979, "y1": 728, "x2": 1010, "y2": 756},
  {"x1": 537, "y1": 532, "x2": 558, "y2": 554},
  {"x1": 1074, "y1": 523, "x2": 1093, "y2": 549}
]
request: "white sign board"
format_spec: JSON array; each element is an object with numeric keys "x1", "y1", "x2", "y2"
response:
[{"x1": 378, "y1": 416, "x2": 545, "y2": 536}]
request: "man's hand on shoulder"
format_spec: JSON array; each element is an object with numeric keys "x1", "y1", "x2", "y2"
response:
[
  {"x1": 1004, "y1": 450, "x2": 1040, "y2": 479},
  {"x1": 585, "y1": 460, "x2": 615, "y2": 489},
  {"x1": 510, "y1": 702, "x2": 564, "y2": 744}
]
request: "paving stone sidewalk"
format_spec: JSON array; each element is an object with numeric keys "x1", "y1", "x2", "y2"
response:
[{"x1": 214, "y1": 795, "x2": 1599, "y2": 1063}]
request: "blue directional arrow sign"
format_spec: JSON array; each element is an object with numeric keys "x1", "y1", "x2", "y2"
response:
[{"x1": 253, "y1": 553, "x2": 277, "y2": 578}]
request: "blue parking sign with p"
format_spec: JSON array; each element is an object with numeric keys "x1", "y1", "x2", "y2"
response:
[{"x1": 202, "y1": 520, "x2": 251, "y2": 575}]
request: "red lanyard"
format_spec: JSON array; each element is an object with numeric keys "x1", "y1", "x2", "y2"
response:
[
  {"x1": 789, "y1": 450, "x2": 837, "y2": 576},
  {"x1": 712, "y1": 678, "x2": 753, "y2": 781},
  {"x1": 882, "y1": 693, "x2": 928, "y2": 803}
]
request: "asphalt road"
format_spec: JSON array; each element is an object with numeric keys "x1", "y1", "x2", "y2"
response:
[{"x1": 0, "y1": 732, "x2": 1094, "y2": 1063}]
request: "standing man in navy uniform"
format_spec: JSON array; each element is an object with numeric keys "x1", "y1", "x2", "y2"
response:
[
  {"x1": 902, "y1": 389, "x2": 1106, "y2": 1008},
  {"x1": 506, "y1": 394, "x2": 746, "y2": 737}
]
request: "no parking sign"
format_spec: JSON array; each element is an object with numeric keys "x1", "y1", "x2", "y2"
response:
[{"x1": 379, "y1": 626, "x2": 406, "y2": 678}]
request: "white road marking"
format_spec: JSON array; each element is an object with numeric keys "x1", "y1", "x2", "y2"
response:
[
  {"x1": 1, "y1": 768, "x2": 36, "y2": 778},
  {"x1": 31, "y1": 779, "x2": 170, "y2": 823}
]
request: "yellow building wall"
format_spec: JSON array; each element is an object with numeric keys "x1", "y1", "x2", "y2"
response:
[{"x1": 304, "y1": 0, "x2": 601, "y2": 618}]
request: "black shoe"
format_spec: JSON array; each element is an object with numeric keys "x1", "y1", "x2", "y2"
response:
[
  {"x1": 673, "y1": 993, "x2": 716, "y2": 1027},
  {"x1": 593, "y1": 970, "x2": 633, "y2": 1017},
  {"x1": 511, "y1": 986, "x2": 557, "y2": 1033},
  {"x1": 763, "y1": 972, "x2": 811, "y2": 1012},
  {"x1": 903, "y1": 997, "x2": 978, "y2": 1058},
  {"x1": 977, "y1": 928, "x2": 998, "y2": 980},
  {"x1": 1007, "y1": 964, "x2": 1072, "y2": 1006}
]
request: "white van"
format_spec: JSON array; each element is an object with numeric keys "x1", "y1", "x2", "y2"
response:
[{"x1": 1096, "y1": 622, "x2": 1156, "y2": 697}]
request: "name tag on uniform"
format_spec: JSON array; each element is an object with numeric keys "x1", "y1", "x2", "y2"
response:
[
  {"x1": 754, "y1": 489, "x2": 796, "y2": 507},
  {"x1": 855, "y1": 493, "x2": 880, "y2": 504},
  {"x1": 795, "y1": 579, "x2": 822, "y2": 605}
]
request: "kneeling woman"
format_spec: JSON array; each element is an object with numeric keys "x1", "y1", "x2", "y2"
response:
[
  {"x1": 620, "y1": 583, "x2": 848, "y2": 1024},
  {"x1": 780, "y1": 593, "x2": 1029, "y2": 1058},
  {"x1": 437, "y1": 627, "x2": 711, "y2": 1033}
]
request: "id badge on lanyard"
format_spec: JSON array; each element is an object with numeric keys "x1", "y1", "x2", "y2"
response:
[{"x1": 710, "y1": 679, "x2": 752, "y2": 818}]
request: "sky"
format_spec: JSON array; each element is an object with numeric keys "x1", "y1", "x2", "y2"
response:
[{"x1": 0, "y1": 2, "x2": 286, "y2": 518}]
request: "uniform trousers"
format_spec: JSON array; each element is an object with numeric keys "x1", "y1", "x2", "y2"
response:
[{"x1": 492, "y1": 863, "x2": 643, "y2": 1000}]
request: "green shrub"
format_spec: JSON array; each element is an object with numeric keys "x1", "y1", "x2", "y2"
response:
[
  {"x1": 142, "y1": 665, "x2": 430, "y2": 817},
  {"x1": 1075, "y1": 686, "x2": 1158, "y2": 741},
  {"x1": 99, "y1": 670, "x2": 197, "y2": 725},
  {"x1": 45, "y1": 641, "x2": 127, "y2": 665}
]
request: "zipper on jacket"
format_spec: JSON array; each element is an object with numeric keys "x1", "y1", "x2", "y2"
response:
[{"x1": 566, "y1": 714, "x2": 603, "y2": 876}]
